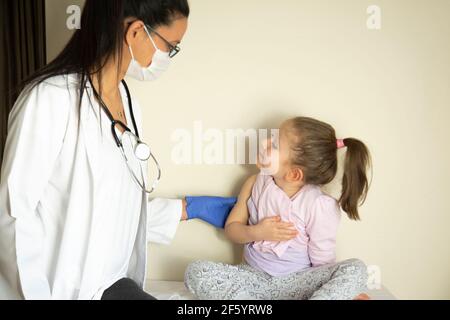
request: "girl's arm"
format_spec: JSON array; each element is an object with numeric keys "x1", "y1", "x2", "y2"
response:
[
  {"x1": 225, "y1": 175, "x2": 299, "y2": 244},
  {"x1": 224, "y1": 175, "x2": 258, "y2": 244}
]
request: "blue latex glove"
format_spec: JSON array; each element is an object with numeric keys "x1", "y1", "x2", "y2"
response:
[{"x1": 186, "y1": 196, "x2": 238, "y2": 229}]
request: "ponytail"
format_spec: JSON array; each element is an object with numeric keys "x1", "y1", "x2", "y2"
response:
[
  {"x1": 339, "y1": 138, "x2": 371, "y2": 220},
  {"x1": 286, "y1": 117, "x2": 372, "y2": 220}
]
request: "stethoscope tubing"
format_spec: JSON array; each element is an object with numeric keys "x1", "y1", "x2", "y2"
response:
[{"x1": 87, "y1": 76, "x2": 161, "y2": 193}]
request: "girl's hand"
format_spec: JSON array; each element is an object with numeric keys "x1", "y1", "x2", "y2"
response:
[{"x1": 253, "y1": 216, "x2": 299, "y2": 242}]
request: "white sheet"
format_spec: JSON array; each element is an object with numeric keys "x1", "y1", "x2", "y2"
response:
[{"x1": 146, "y1": 280, "x2": 396, "y2": 300}]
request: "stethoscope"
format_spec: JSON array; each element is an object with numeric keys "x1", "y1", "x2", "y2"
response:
[{"x1": 88, "y1": 77, "x2": 161, "y2": 194}]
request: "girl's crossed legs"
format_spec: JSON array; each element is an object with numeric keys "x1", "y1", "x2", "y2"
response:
[{"x1": 185, "y1": 259, "x2": 368, "y2": 300}]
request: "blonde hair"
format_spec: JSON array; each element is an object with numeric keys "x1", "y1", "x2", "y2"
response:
[{"x1": 287, "y1": 117, "x2": 371, "y2": 220}]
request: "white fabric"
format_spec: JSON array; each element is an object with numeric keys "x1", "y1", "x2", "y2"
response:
[
  {"x1": 126, "y1": 26, "x2": 171, "y2": 82},
  {"x1": 0, "y1": 74, "x2": 182, "y2": 300}
]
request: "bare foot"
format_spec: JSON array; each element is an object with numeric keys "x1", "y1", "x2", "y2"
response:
[{"x1": 354, "y1": 293, "x2": 371, "y2": 300}]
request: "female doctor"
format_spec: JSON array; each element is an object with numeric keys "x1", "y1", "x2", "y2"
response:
[{"x1": 0, "y1": 0, "x2": 235, "y2": 300}]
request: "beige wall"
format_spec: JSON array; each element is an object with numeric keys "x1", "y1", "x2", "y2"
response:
[
  {"x1": 45, "y1": 0, "x2": 85, "y2": 62},
  {"x1": 46, "y1": 0, "x2": 450, "y2": 299}
]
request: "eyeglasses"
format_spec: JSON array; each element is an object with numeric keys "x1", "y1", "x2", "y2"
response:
[{"x1": 145, "y1": 24, "x2": 181, "y2": 58}]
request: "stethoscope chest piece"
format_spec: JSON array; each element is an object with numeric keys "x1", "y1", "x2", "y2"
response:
[
  {"x1": 135, "y1": 141, "x2": 151, "y2": 161},
  {"x1": 88, "y1": 77, "x2": 161, "y2": 194}
]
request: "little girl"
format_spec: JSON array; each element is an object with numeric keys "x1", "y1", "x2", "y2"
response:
[{"x1": 184, "y1": 117, "x2": 371, "y2": 300}]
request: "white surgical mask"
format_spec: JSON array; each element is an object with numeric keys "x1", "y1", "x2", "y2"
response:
[{"x1": 126, "y1": 26, "x2": 171, "y2": 81}]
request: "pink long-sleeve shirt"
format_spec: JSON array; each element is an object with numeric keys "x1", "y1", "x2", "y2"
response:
[{"x1": 243, "y1": 174, "x2": 341, "y2": 277}]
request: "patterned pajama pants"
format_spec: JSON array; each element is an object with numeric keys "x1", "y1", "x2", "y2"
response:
[{"x1": 184, "y1": 259, "x2": 368, "y2": 300}]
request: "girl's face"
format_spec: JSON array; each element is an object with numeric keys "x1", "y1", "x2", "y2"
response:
[{"x1": 258, "y1": 122, "x2": 296, "y2": 180}]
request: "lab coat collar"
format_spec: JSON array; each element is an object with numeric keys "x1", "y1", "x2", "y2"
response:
[{"x1": 79, "y1": 78, "x2": 149, "y2": 195}]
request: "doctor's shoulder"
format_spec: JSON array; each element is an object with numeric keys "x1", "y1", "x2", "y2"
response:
[{"x1": 10, "y1": 74, "x2": 79, "y2": 125}]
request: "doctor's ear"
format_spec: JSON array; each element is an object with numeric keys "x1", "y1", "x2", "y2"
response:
[{"x1": 124, "y1": 20, "x2": 146, "y2": 47}]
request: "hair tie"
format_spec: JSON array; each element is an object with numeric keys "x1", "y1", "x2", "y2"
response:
[{"x1": 337, "y1": 139, "x2": 346, "y2": 149}]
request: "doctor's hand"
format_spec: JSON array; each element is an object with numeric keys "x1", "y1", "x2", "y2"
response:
[
  {"x1": 253, "y1": 216, "x2": 299, "y2": 242},
  {"x1": 181, "y1": 199, "x2": 188, "y2": 221},
  {"x1": 185, "y1": 196, "x2": 238, "y2": 229}
]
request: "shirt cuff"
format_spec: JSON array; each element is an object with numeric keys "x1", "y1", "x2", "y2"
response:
[{"x1": 147, "y1": 198, "x2": 182, "y2": 245}]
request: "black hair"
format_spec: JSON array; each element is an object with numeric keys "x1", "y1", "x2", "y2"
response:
[{"x1": 20, "y1": 0, "x2": 189, "y2": 126}]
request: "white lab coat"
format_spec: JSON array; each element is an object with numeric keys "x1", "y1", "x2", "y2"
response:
[{"x1": 0, "y1": 74, "x2": 182, "y2": 300}]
